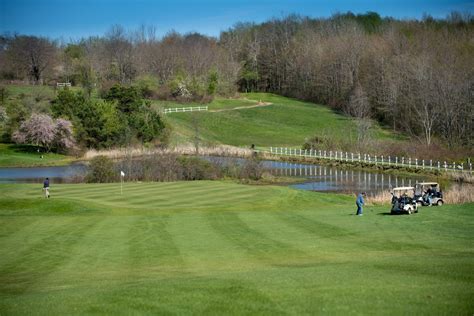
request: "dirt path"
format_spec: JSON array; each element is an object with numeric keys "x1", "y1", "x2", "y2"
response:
[{"x1": 209, "y1": 100, "x2": 273, "y2": 112}]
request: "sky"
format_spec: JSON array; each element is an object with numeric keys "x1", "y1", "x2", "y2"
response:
[{"x1": 1, "y1": 0, "x2": 473, "y2": 40}]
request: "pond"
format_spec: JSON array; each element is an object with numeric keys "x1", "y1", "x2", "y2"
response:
[
  {"x1": 0, "y1": 157, "x2": 432, "y2": 195},
  {"x1": 0, "y1": 164, "x2": 87, "y2": 184}
]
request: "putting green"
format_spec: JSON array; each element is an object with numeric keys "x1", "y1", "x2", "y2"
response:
[{"x1": 0, "y1": 182, "x2": 473, "y2": 314}]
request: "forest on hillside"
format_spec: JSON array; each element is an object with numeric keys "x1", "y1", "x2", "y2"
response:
[{"x1": 0, "y1": 12, "x2": 473, "y2": 150}]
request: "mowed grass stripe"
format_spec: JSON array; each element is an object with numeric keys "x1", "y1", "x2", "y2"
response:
[
  {"x1": 133, "y1": 189, "x2": 259, "y2": 209},
  {"x1": 127, "y1": 214, "x2": 185, "y2": 273},
  {"x1": 208, "y1": 212, "x2": 305, "y2": 262},
  {"x1": 167, "y1": 213, "x2": 254, "y2": 272},
  {"x1": 58, "y1": 183, "x2": 261, "y2": 210},
  {"x1": 34, "y1": 216, "x2": 132, "y2": 290},
  {"x1": 128, "y1": 185, "x2": 257, "y2": 206},
  {"x1": 55, "y1": 182, "x2": 244, "y2": 201},
  {"x1": 0, "y1": 216, "x2": 105, "y2": 295}
]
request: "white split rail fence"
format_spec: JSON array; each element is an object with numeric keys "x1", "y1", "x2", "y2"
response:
[
  {"x1": 265, "y1": 147, "x2": 473, "y2": 173},
  {"x1": 163, "y1": 106, "x2": 208, "y2": 114},
  {"x1": 56, "y1": 82, "x2": 71, "y2": 87}
]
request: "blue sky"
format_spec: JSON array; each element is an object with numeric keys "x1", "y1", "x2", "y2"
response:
[{"x1": 1, "y1": 0, "x2": 473, "y2": 40}]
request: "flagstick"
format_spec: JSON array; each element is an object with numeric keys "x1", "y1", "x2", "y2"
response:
[{"x1": 121, "y1": 176, "x2": 123, "y2": 195}]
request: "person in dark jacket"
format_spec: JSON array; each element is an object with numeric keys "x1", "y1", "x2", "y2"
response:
[
  {"x1": 43, "y1": 177, "x2": 50, "y2": 198},
  {"x1": 356, "y1": 192, "x2": 366, "y2": 216}
]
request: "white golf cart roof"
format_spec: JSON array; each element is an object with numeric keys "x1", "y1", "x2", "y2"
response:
[
  {"x1": 417, "y1": 182, "x2": 439, "y2": 186},
  {"x1": 393, "y1": 187, "x2": 415, "y2": 191}
]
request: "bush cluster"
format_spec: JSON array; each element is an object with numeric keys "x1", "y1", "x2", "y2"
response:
[
  {"x1": 51, "y1": 85, "x2": 168, "y2": 148},
  {"x1": 86, "y1": 155, "x2": 265, "y2": 183}
]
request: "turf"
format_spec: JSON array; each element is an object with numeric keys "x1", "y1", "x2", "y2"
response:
[
  {"x1": 164, "y1": 93, "x2": 401, "y2": 147},
  {"x1": 0, "y1": 143, "x2": 73, "y2": 167},
  {"x1": 0, "y1": 181, "x2": 473, "y2": 314}
]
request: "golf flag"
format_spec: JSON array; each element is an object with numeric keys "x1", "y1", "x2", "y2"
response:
[{"x1": 120, "y1": 171, "x2": 125, "y2": 195}]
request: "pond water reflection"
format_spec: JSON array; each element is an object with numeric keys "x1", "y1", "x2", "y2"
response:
[{"x1": 0, "y1": 157, "x2": 433, "y2": 195}]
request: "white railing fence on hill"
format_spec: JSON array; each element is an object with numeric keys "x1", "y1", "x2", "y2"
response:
[
  {"x1": 163, "y1": 106, "x2": 208, "y2": 114},
  {"x1": 264, "y1": 147, "x2": 472, "y2": 173}
]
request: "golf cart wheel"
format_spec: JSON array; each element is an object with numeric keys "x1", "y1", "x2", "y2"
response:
[{"x1": 437, "y1": 200, "x2": 444, "y2": 206}]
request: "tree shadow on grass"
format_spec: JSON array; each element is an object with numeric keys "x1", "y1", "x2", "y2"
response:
[{"x1": 9, "y1": 144, "x2": 43, "y2": 153}]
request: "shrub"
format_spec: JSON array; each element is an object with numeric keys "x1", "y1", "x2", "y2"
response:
[
  {"x1": 130, "y1": 105, "x2": 166, "y2": 143},
  {"x1": 135, "y1": 75, "x2": 158, "y2": 98},
  {"x1": 86, "y1": 155, "x2": 116, "y2": 183},
  {"x1": 239, "y1": 157, "x2": 264, "y2": 180},
  {"x1": 0, "y1": 106, "x2": 7, "y2": 123},
  {"x1": 180, "y1": 156, "x2": 219, "y2": 180},
  {"x1": 104, "y1": 84, "x2": 142, "y2": 113},
  {"x1": 207, "y1": 70, "x2": 218, "y2": 95}
]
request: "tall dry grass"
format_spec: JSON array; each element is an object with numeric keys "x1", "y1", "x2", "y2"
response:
[
  {"x1": 83, "y1": 144, "x2": 253, "y2": 160},
  {"x1": 367, "y1": 184, "x2": 474, "y2": 205},
  {"x1": 366, "y1": 191, "x2": 393, "y2": 205},
  {"x1": 449, "y1": 172, "x2": 474, "y2": 184},
  {"x1": 444, "y1": 184, "x2": 474, "y2": 204}
]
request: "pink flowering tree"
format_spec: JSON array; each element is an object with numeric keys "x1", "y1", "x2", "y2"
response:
[
  {"x1": 12, "y1": 114, "x2": 75, "y2": 152},
  {"x1": 54, "y1": 118, "x2": 75, "y2": 151}
]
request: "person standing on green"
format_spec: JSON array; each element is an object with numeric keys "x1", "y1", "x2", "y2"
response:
[
  {"x1": 43, "y1": 177, "x2": 50, "y2": 198},
  {"x1": 356, "y1": 192, "x2": 366, "y2": 216}
]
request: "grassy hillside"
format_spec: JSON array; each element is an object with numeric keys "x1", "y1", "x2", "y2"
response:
[
  {"x1": 0, "y1": 181, "x2": 472, "y2": 314},
  {"x1": 0, "y1": 144, "x2": 72, "y2": 167},
  {"x1": 1, "y1": 85, "x2": 404, "y2": 167},
  {"x1": 162, "y1": 93, "x2": 401, "y2": 147}
]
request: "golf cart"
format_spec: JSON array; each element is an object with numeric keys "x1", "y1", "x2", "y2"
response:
[
  {"x1": 414, "y1": 182, "x2": 444, "y2": 207},
  {"x1": 391, "y1": 187, "x2": 418, "y2": 215}
]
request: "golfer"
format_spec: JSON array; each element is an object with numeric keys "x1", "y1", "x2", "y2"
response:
[
  {"x1": 356, "y1": 192, "x2": 366, "y2": 216},
  {"x1": 43, "y1": 177, "x2": 50, "y2": 198}
]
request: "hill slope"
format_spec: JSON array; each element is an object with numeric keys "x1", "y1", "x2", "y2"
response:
[{"x1": 159, "y1": 93, "x2": 400, "y2": 147}]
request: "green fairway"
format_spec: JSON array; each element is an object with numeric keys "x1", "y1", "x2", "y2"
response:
[
  {"x1": 0, "y1": 181, "x2": 472, "y2": 314},
  {"x1": 0, "y1": 143, "x2": 73, "y2": 167},
  {"x1": 164, "y1": 93, "x2": 401, "y2": 147}
]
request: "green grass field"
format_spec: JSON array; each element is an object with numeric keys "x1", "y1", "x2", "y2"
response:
[
  {"x1": 0, "y1": 143, "x2": 73, "y2": 167},
  {"x1": 164, "y1": 93, "x2": 401, "y2": 147},
  {"x1": 1, "y1": 181, "x2": 472, "y2": 314}
]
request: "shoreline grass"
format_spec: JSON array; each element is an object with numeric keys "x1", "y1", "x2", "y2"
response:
[{"x1": 0, "y1": 181, "x2": 473, "y2": 314}]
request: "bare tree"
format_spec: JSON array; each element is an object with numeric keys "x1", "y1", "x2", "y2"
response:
[
  {"x1": 7, "y1": 35, "x2": 57, "y2": 84},
  {"x1": 104, "y1": 25, "x2": 135, "y2": 83}
]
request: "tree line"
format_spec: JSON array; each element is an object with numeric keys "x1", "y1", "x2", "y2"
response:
[{"x1": 0, "y1": 11, "x2": 472, "y2": 149}]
